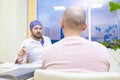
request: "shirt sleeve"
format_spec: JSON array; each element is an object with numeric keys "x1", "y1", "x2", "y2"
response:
[{"x1": 44, "y1": 36, "x2": 52, "y2": 47}]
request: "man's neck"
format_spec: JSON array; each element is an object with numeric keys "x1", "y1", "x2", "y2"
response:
[
  {"x1": 64, "y1": 31, "x2": 81, "y2": 37},
  {"x1": 31, "y1": 36, "x2": 41, "y2": 41}
]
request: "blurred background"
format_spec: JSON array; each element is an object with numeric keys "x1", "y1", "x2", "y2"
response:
[
  {"x1": 37, "y1": 0, "x2": 120, "y2": 43},
  {"x1": 0, "y1": 0, "x2": 120, "y2": 62}
]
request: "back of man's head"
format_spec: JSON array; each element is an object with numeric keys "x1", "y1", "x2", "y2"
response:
[{"x1": 62, "y1": 6, "x2": 86, "y2": 31}]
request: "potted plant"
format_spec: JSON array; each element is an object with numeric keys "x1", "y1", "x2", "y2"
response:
[
  {"x1": 102, "y1": 39, "x2": 120, "y2": 64},
  {"x1": 102, "y1": 1, "x2": 120, "y2": 64},
  {"x1": 102, "y1": 39, "x2": 120, "y2": 50}
]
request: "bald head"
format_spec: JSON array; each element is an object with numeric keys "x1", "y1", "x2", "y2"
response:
[{"x1": 62, "y1": 6, "x2": 86, "y2": 31}]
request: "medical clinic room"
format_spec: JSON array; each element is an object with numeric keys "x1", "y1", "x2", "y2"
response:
[{"x1": 0, "y1": 0, "x2": 120, "y2": 80}]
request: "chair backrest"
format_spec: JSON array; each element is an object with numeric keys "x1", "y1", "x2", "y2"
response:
[{"x1": 34, "y1": 69, "x2": 120, "y2": 80}]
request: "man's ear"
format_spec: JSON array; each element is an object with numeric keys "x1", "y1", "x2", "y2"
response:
[
  {"x1": 82, "y1": 24, "x2": 87, "y2": 31},
  {"x1": 61, "y1": 19, "x2": 64, "y2": 28}
]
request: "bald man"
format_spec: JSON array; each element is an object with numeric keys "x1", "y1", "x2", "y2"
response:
[{"x1": 42, "y1": 6, "x2": 110, "y2": 72}]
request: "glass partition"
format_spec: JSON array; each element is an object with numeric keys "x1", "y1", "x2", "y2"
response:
[{"x1": 37, "y1": 0, "x2": 120, "y2": 43}]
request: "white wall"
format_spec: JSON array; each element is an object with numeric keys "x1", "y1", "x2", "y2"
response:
[{"x1": 0, "y1": 0, "x2": 27, "y2": 62}]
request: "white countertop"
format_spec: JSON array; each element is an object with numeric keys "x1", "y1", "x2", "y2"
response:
[{"x1": 0, "y1": 62, "x2": 41, "y2": 80}]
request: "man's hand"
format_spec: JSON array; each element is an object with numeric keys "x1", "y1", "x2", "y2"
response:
[{"x1": 15, "y1": 46, "x2": 27, "y2": 63}]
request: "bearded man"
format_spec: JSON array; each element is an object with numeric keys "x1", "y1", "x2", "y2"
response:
[{"x1": 15, "y1": 20, "x2": 51, "y2": 64}]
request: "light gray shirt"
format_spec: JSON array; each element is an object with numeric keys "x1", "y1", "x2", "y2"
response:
[{"x1": 19, "y1": 36, "x2": 52, "y2": 64}]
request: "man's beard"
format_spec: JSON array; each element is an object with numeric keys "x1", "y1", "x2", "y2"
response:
[{"x1": 32, "y1": 32, "x2": 42, "y2": 39}]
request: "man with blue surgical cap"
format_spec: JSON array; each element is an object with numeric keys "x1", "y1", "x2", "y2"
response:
[{"x1": 15, "y1": 20, "x2": 52, "y2": 64}]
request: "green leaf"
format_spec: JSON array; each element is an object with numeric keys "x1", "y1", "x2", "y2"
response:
[
  {"x1": 109, "y1": 1, "x2": 120, "y2": 12},
  {"x1": 102, "y1": 42, "x2": 110, "y2": 47},
  {"x1": 110, "y1": 7, "x2": 118, "y2": 12},
  {"x1": 109, "y1": 2, "x2": 115, "y2": 7}
]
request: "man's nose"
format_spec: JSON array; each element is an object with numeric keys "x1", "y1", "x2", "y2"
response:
[{"x1": 37, "y1": 29, "x2": 41, "y2": 32}]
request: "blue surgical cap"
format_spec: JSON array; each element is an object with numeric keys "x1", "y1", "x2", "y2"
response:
[{"x1": 30, "y1": 20, "x2": 43, "y2": 31}]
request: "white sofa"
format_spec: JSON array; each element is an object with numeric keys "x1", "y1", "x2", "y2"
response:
[{"x1": 33, "y1": 69, "x2": 120, "y2": 80}]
